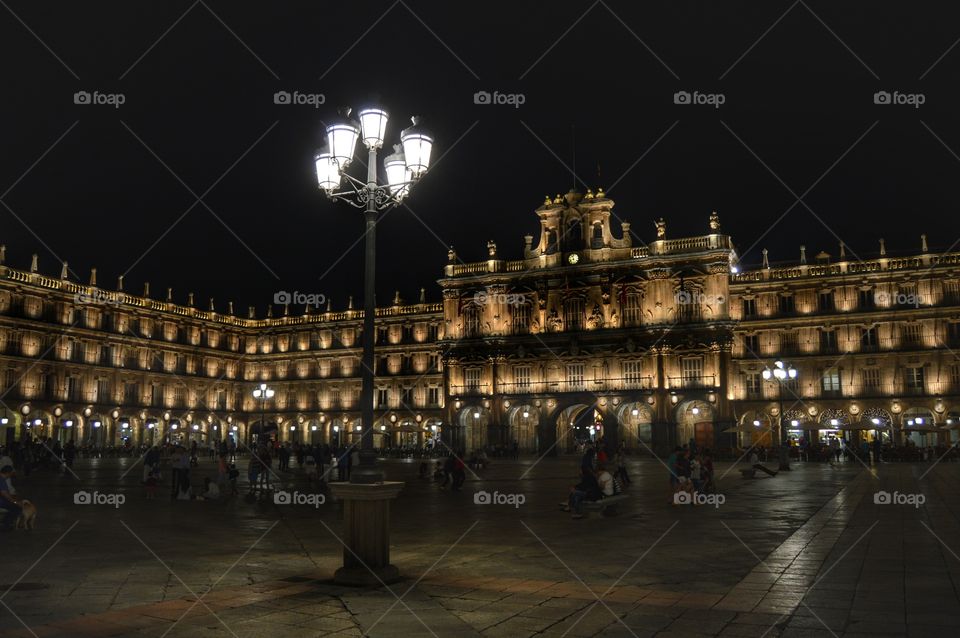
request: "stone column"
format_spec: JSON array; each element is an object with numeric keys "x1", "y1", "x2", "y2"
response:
[{"x1": 328, "y1": 481, "x2": 404, "y2": 585}]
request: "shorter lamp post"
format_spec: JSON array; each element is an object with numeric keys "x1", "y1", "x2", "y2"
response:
[
  {"x1": 763, "y1": 360, "x2": 797, "y2": 471},
  {"x1": 252, "y1": 383, "x2": 274, "y2": 448}
]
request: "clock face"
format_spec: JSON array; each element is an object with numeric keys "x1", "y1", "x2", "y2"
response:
[{"x1": 567, "y1": 253, "x2": 580, "y2": 264}]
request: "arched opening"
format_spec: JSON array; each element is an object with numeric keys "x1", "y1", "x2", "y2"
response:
[
  {"x1": 615, "y1": 402, "x2": 653, "y2": 450},
  {"x1": 556, "y1": 404, "x2": 599, "y2": 453},
  {"x1": 734, "y1": 411, "x2": 774, "y2": 449},
  {"x1": 902, "y1": 407, "x2": 937, "y2": 447},
  {"x1": 457, "y1": 407, "x2": 488, "y2": 453},
  {"x1": 506, "y1": 404, "x2": 539, "y2": 453},
  {"x1": 944, "y1": 410, "x2": 960, "y2": 443},
  {"x1": 675, "y1": 400, "x2": 715, "y2": 450}
]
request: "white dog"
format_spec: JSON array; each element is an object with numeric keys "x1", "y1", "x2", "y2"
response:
[{"x1": 16, "y1": 499, "x2": 37, "y2": 530}]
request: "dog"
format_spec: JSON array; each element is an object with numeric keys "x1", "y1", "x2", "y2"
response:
[{"x1": 16, "y1": 499, "x2": 37, "y2": 530}]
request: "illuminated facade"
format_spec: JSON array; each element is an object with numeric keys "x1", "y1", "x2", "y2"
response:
[{"x1": 2, "y1": 193, "x2": 958, "y2": 454}]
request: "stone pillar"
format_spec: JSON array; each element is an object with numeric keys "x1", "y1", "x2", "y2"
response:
[{"x1": 328, "y1": 482, "x2": 404, "y2": 585}]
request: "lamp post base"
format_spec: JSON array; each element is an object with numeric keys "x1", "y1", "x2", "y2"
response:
[{"x1": 329, "y1": 481, "x2": 404, "y2": 586}]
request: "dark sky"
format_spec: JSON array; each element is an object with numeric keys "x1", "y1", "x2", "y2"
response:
[{"x1": 2, "y1": 1, "x2": 960, "y2": 315}]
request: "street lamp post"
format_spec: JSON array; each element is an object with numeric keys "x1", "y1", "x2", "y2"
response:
[
  {"x1": 763, "y1": 360, "x2": 797, "y2": 471},
  {"x1": 314, "y1": 104, "x2": 433, "y2": 585},
  {"x1": 316, "y1": 106, "x2": 432, "y2": 483},
  {"x1": 252, "y1": 383, "x2": 274, "y2": 448}
]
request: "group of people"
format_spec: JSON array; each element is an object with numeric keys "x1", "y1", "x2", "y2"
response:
[
  {"x1": 667, "y1": 444, "x2": 717, "y2": 503},
  {"x1": 561, "y1": 441, "x2": 630, "y2": 519}
]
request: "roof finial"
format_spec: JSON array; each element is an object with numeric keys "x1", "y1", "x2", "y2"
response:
[
  {"x1": 267, "y1": 304, "x2": 274, "y2": 318},
  {"x1": 228, "y1": 301, "x2": 234, "y2": 315},
  {"x1": 393, "y1": 290, "x2": 401, "y2": 305},
  {"x1": 420, "y1": 287, "x2": 426, "y2": 303},
  {"x1": 921, "y1": 233, "x2": 928, "y2": 252},
  {"x1": 839, "y1": 242, "x2": 846, "y2": 259},
  {"x1": 762, "y1": 248, "x2": 769, "y2": 269},
  {"x1": 30, "y1": 254, "x2": 38, "y2": 273},
  {"x1": 879, "y1": 238, "x2": 886, "y2": 256},
  {"x1": 166, "y1": 287, "x2": 173, "y2": 302},
  {"x1": 348, "y1": 295, "x2": 354, "y2": 310},
  {"x1": 188, "y1": 292, "x2": 195, "y2": 306},
  {"x1": 709, "y1": 211, "x2": 720, "y2": 231},
  {"x1": 60, "y1": 261, "x2": 69, "y2": 279},
  {"x1": 89, "y1": 267, "x2": 97, "y2": 286},
  {"x1": 326, "y1": 298, "x2": 331, "y2": 312},
  {"x1": 655, "y1": 218, "x2": 666, "y2": 239},
  {"x1": 248, "y1": 306, "x2": 256, "y2": 319},
  {"x1": 487, "y1": 240, "x2": 497, "y2": 257},
  {"x1": 0, "y1": 245, "x2": 5, "y2": 265},
  {"x1": 143, "y1": 282, "x2": 150, "y2": 297},
  {"x1": 447, "y1": 246, "x2": 456, "y2": 262},
  {"x1": 800, "y1": 245, "x2": 807, "y2": 264},
  {"x1": 117, "y1": 275, "x2": 124, "y2": 291},
  {"x1": 209, "y1": 298, "x2": 215, "y2": 312}
]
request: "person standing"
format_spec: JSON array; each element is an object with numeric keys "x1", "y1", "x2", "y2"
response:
[{"x1": 0, "y1": 466, "x2": 23, "y2": 531}]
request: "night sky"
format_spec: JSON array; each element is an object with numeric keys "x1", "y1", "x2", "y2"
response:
[{"x1": 2, "y1": 1, "x2": 960, "y2": 315}]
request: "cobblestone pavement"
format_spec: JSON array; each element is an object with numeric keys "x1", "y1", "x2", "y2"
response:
[{"x1": 2, "y1": 454, "x2": 959, "y2": 637}]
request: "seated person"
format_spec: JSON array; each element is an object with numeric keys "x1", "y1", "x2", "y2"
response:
[
  {"x1": 0, "y1": 465, "x2": 22, "y2": 530},
  {"x1": 596, "y1": 463, "x2": 615, "y2": 497},
  {"x1": 563, "y1": 470, "x2": 602, "y2": 519},
  {"x1": 201, "y1": 476, "x2": 220, "y2": 500},
  {"x1": 749, "y1": 449, "x2": 778, "y2": 477}
]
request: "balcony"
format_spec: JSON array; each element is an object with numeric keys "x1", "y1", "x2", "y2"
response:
[
  {"x1": 484, "y1": 376, "x2": 656, "y2": 395},
  {"x1": 668, "y1": 375, "x2": 716, "y2": 390}
]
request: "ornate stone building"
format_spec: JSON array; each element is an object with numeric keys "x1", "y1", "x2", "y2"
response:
[{"x1": 1, "y1": 193, "x2": 958, "y2": 454}]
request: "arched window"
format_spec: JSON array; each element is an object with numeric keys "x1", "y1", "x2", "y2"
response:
[
  {"x1": 591, "y1": 222, "x2": 603, "y2": 248},
  {"x1": 463, "y1": 305, "x2": 481, "y2": 337}
]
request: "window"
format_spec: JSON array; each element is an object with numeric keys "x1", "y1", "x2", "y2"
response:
[
  {"x1": 514, "y1": 365, "x2": 531, "y2": 389},
  {"x1": 427, "y1": 387, "x2": 440, "y2": 406},
  {"x1": 401, "y1": 387, "x2": 414, "y2": 406},
  {"x1": 945, "y1": 281, "x2": 960, "y2": 305},
  {"x1": 743, "y1": 334, "x2": 760, "y2": 356},
  {"x1": 861, "y1": 368, "x2": 880, "y2": 391},
  {"x1": 681, "y1": 357, "x2": 704, "y2": 387},
  {"x1": 330, "y1": 386, "x2": 341, "y2": 408},
  {"x1": 948, "y1": 322, "x2": 960, "y2": 347},
  {"x1": 780, "y1": 331, "x2": 798, "y2": 354},
  {"x1": 122, "y1": 382, "x2": 138, "y2": 404},
  {"x1": 377, "y1": 388, "x2": 389, "y2": 408},
  {"x1": 463, "y1": 306, "x2": 481, "y2": 337},
  {"x1": 563, "y1": 298, "x2": 584, "y2": 331},
  {"x1": 818, "y1": 291, "x2": 834, "y2": 311},
  {"x1": 622, "y1": 361, "x2": 643, "y2": 386},
  {"x1": 66, "y1": 376, "x2": 79, "y2": 401},
  {"x1": 905, "y1": 367, "x2": 925, "y2": 393},
  {"x1": 428, "y1": 324, "x2": 440, "y2": 341},
  {"x1": 820, "y1": 330, "x2": 838, "y2": 353},
  {"x1": 902, "y1": 323, "x2": 923, "y2": 346},
  {"x1": 377, "y1": 327, "x2": 388, "y2": 344},
  {"x1": 152, "y1": 385, "x2": 163, "y2": 407},
  {"x1": 512, "y1": 303, "x2": 531, "y2": 334},
  {"x1": 778, "y1": 295, "x2": 795, "y2": 315},
  {"x1": 742, "y1": 298, "x2": 756, "y2": 318},
  {"x1": 623, "y1": 294, "x2": 642, "y2": 326},
  {"x1": 861, "y1": 327, "x2": 878, "y2": 350},
  {"x1": 566, "y1": 363, "x2": 585, "y2": 390},
  {"x1": 858, "y1": 288, "x2": 874, "y2": 310},
  {"x1": 174, "y1": 386, "x2": 186, "y2": 407},
  {"x1": 428, "y1": 354, "x2": 440, "y2": 372},
  {"x1": 951, "y1": 364, "x2": 960, "y2": 390},
  {"x1": 465, "y1": 368, "x2": 482, "y2": 390},
  {"x1": 97, "y1": 379, "x2": 110, "y2": 403},
  {"x1": 821, "y1": 369, "x2": 841, "y2": 396},
  {"x1": 745, "y1": 372, "x2": 762, "y2": 398}
]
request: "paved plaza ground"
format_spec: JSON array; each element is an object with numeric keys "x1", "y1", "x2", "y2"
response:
[{"x1": 2, "y1": 452, "x2": 960, "y2": 637}]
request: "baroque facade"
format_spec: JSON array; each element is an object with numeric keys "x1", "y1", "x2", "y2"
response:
[{"x1": 2, "y1": 192, "x2": 958, "y2": 454}]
